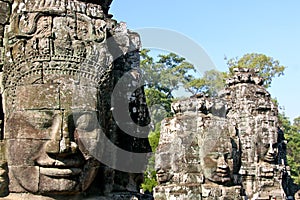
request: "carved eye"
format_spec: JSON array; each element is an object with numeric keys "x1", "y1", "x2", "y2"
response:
[
  {"x1": 208, "y1": 152, "x2": 219, "y2": 160},
  {"x1": 32, "y1": 119, "x2": 52, "y2": 129},
  {"x1": 224, "y1": 152, "x2": 232, "y2": 160},
  {"x1": 26, "y1": 111, "x2": 54, "y2": 129}
]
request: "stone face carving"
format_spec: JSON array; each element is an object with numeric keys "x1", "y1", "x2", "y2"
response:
[
  {"x1": 0, "y1": 0, "x2": 299, "y2": 199},
  {"x1": 155, "y1": 98, "x2": 243, "y2": 200},
  {"x1": 154, "y1": 69, "x2": 299, "y2": 200},
  {"x1": 199, "y1": 119, "x2": 240, "y2": 185},
  {"x1": 6, "y1": 85, "x2": 100, "y2": 194},
  {"x1": 0, "y1": 0, "x2": 153, "y2": 199}
]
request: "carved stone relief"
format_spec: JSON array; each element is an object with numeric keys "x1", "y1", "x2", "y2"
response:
[{"x1": 0, "y1": 0, "x2": 153, "y2": 199}]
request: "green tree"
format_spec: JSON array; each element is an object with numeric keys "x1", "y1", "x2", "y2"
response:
[
  {"x1": 227, "y1": 53, "x2": 285, "y2": 88},
  {"x1": 140, "y1": 49, "x2": 196, "y2": 99},
  {"x1": 279, "y1": 113, "x2": 300, "y2": 184},
  {"x1": 186, "y1": 69, "x2": 227, "y2": 96},
  {"x1": 141, "y1": 123, "x2": 161, "y2": 192},
  {"x1": 293, "y1": 116, "x2": 300, "y2": 132},
  {"x1": 140, "y1": 49, "x2": 199, "y2": 127},
  {"x1": 187, "y1": 53, "x2": 286, "y2": 96}
]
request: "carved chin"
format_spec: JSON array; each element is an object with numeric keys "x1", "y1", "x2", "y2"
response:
[
  {"x1": 209, "y1": 175, "x2": 231, "y2": 184},
  {"x1": 157, "y1": 173, "x2": 171, "y2": 184},
  {"x1": 263, "y1": 155, "x2": 275, "y2": 163},
  {"x1": 39, "y1": 174, "x2": 81, "y2": 194},
  {"x1": 11, "y1": 166, "x2": 40, "y2": 193},
  {"x1": 11, "y1": 165, "x2": 98, "y2": 194},
  {"x1": 205, "y1": 171, "x2": 232, "y2": 184}
]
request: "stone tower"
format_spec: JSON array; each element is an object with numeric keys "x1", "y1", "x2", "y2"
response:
[
  {"x1": 0, "y1": 0, "x2": 153, "y2": 199},
  {"x1": 154, "y1": 68, "x2": 298, "y2": 200}
]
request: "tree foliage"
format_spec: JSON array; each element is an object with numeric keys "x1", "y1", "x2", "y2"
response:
[
  {"x1": 140, "y1": 49, "x2": 199, "y2": 122},
  {"x1": 141, "y1": 123, "x2": 161, "y2": 192},
  {"x1": 140, "y1": 49, "x2": 195, "y2": 100},
  {"x1": 293, "y1": 116, "x2": 300, "y2": 132},
  {"x1": 148, "y1": 123, "x2": 161, "y2": 152},
  {"x1": 186, "y1": 70, "x2": 227, "y2": 96},
  {"x1": 141, "y1": 155, "x2": 157, "y2": 192},
  {"x1": 227, "y1": 53, "x2": 285, "y2": 88},
  {"x1": 280, "y1": 113, "x2": 300, "y2": 184}
]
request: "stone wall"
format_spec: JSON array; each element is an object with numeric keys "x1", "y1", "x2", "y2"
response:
[{"x1": 154, "y1": 68, "x2": 299, "y2": 200}]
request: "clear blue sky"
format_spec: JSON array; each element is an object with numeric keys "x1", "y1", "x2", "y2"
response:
[{"x1": 110, "y1": 0, "x2": 300, "y2": 121}]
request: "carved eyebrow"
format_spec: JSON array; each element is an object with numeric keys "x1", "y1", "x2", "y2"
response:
[
  {"x1": 21, "y1": 110, "x2": 55, "y2": 128},
  {"x1": 70, "y1": 111, "x2": 99, "y2": 122},
  {"x1": 23, "y1": 109, "x2": 56, "y2": 114},
  {"x1": 70, "y1": 110, "x2": 98, "y2": 116}
]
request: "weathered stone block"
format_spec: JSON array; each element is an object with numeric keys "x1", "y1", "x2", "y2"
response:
[
  {"x1": 39, "y1": 174, "x2": 79, "y2": 194},
  {"x1": 11, "y1": 166, "x2": 39, "y2": 193},
  {"x1": 0, "y1": 2, "x2": 10, "y2": 25},
  {"x1": 15, "y1": 85, "x2": 59, "y2": 110},
  {"x1": 60, "y1": 85, "x2": 98, "y2": 111},
  {"x1": 6, "y1": 139, "x2": 44, "y2": 165}
]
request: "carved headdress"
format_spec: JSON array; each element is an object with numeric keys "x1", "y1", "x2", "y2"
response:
[{"x1": 2, "y1": 0, "x2": 141, "y2": 116}]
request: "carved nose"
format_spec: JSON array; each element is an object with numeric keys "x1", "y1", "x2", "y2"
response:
[
  {"x1": 156, "y1": 168, "x2": 165, "y2": 174},
  {"x1": 268, "y1": 141, "x2": 275, "y2": 155},
  {"x1": 45, "y1": 113, "x2": 78, "y2": 156},
  {"x1": 268, "y1": 146, "x2": 274, "y2": 155},
  {"x1": 217, "y1": 156, "x2": 229, "y2": 169}
]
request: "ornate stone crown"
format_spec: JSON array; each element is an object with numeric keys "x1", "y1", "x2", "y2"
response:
[{"x1": 2, "y1": 0, "x2": 120, "y2": 90}]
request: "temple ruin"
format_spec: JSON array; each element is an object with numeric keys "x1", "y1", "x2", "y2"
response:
[
  {"x1": 0, "y1": 0, "x2": 299, "y2": 199},
  {"x1": 154, "y1": 68, "x2": 299, "y2": 199}
]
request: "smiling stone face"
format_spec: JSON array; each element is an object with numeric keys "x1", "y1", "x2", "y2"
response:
[
  {"x1": 0, "y1": 0, "x2": 154, "y2": 198},
  {"x1": 199, "y1": 121, "x2": 240, "y2": 185},
  {"x1": 202, "y1": 142, "x2": 233, "y2": 183},
  {"x1": 5, "y1": 83, "x2": 102, "y2": 194}
]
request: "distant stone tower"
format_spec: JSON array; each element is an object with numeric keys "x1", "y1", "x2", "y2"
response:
[
  {"x1": 224, "y1": 68, "x2": 297, "y2": 199},
  {"x1": 154, "y1": 68, "x2": 298, "y2": 200}
]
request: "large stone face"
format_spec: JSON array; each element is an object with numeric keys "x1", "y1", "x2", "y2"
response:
[
  {"x1": 0, "y1": 0, "x2": 153, "y2": 199},
  {"x1": 154, "y1": 68, "x2": 299, "y2": 200}
]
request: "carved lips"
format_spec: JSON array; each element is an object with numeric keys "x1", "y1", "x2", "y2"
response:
[{"x1": 35, "y1": 152, "x2": 85, "y2": 178}]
